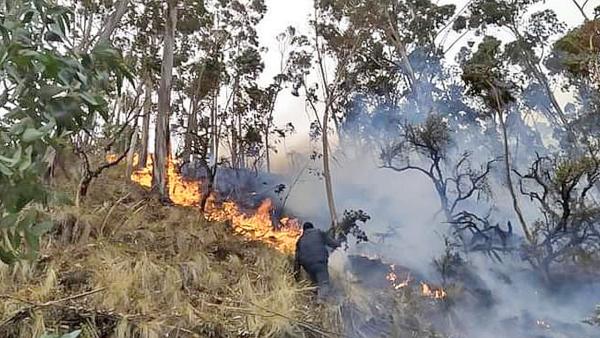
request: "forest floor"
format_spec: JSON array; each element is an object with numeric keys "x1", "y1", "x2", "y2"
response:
[{"x1": 0, "y1": 167, "x2": 343, "y2": 338}]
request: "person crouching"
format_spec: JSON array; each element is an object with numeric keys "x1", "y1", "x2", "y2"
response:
[{"x1": 294, "y1": 222, "x2": 341, "y2": 298}]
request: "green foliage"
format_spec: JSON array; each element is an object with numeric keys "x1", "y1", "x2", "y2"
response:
[
  {"x1": 548, "y1": 20, "x2": 600, "y2": 77},
  {"x1": 461, "y1": 36, "x2": 516, "y2": 111},
  {"x1": 384, "y1": 115, "x2": 452, "y2": 164},
  {"x1": 332, "y1": 209, "x2": 370, "y2": 248},
  {"x1": 0, "y1": 0, "x2": 133, "y2": 265},
  {"x1": 408, "y1": 115, "x2": 451, "y2": 159}
]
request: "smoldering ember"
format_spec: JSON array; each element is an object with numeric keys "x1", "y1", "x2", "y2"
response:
[{"x1": 2, "y1": 1, "x2": 600, "y2": 338}]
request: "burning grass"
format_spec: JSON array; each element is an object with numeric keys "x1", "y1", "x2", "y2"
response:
[
  {"x1": 120, "y1": 155, "x2": 302, "y2": 254},
  {"x1": 0, "y1": 160, "x2": 453, "y2": 338},
  {"x1": 0, "y1": 168, "x2": 334, "y2": 338}
]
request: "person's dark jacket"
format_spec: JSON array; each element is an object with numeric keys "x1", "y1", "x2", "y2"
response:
[{"x1": 294, "y1": 228, "x2": 340, "y2": 278}]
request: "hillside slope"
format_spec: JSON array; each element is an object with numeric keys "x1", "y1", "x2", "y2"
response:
[{"x1": 0, "y1": 168, "x2": 339, "y2": 338}]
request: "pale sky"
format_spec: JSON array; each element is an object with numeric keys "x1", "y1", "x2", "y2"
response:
[{"x1": 256, "y1": 0, "x2": 600, "y2": 168}]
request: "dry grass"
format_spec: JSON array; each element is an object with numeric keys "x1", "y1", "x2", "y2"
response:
[{"x1": 0, "y1": 168, "x2": 336, "y2": 338}]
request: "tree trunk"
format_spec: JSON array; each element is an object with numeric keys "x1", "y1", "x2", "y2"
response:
[
  {"x1": 384, "y1": 11, "x2": 417, "y2": 94},
  {"x1": 139, "y1": 76, "x2": 152, "y2": 168},
  {"x1": 499, "y1": 111, "x2": 532, "y2": 243},
  {"x1": 211, "y1": 92, "x2": 218, "y2": 167},
  {"x1": 200, "y1": 168, "x2": 216, "y2": 213},
  {"x1": 313, "y1": 8, "x2": 339, "y2": 229},
  {"x1": 201, "y1": 92, "x2": 220, "y2": 213},
  {"x1": 238, "y1": 109, "x2": 245, "y2": 169},
  {"x1": 126, "y1": 129, "x2": 138, "y2": 180},
  {"x1": 96, "y1": 0, "x2": 131, "y2": 46},
  {"x1": 182, "y1": 103, "x2": 198, "y2": 164},
  {"x1": 322, "y1": 105, "x2": 338, "y2": 228},
  {"x1": 182, "y1": 66, "x2": 205, "y2": 164},
  {"x1": 435, "y1": 183, "x2": 451, "y2": 222},
  {"x1": 152, "y1": 0, "x2": 178, "y2": 202},
  {"x1": 77, "y1": 174, "x2": 92, "y2": 207},
  {"x1": 265, "y1": 130, "x2": 270, "y2": 173}
]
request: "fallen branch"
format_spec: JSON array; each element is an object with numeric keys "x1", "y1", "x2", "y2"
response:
[
  {"x1": 1, "y1": 287, "x2": 106, "y2": 308},
  {"x1": 0, "y1": 288, "x2": 107, "y2": 329}
]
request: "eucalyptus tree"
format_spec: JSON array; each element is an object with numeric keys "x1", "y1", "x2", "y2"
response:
[
  {"x1": 0, "y1": 0, "x2": 131, "y2": 263},
  {"x1": 302, "y1": 0, "x2": 470, "y2": 228},
  {"x1": 547, "y1": 17, "x2": 600, "y2": 144},
  {"x1": 461, "y1": 0, "x2": 582, "y2": 147},
  {"x1": 461, "y1": 36, "x2": 533, "y2": 243},
  {"x1": 152, "y1": 0, "x2": 178, "y2": 200},
  {"x1": 127, "y1": 0, "x2": 163, "y2": 168}
]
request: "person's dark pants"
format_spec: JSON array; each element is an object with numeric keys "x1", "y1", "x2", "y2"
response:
[{"x1": 302, "y1": 261, "x2": 330, "y2": 298}]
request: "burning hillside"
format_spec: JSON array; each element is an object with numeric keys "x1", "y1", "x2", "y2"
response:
[
  {"x1": 124, "y1": 155, "x2": 450, "y2": 299},
  {"x1": 126, "y1": 155, "x2": 301, "y2": 253}
]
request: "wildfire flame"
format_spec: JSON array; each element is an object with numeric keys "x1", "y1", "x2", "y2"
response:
[
  {"x1": 386, "y1": 264, "x2": 447, "y2": 300},
  {"x1": 112, "y1": 154, "x2": 301, "y2": 253},
  {"x1": 386, "y1": 265, "x2": 412, "y2": 290},
  {"x1": 420, "y1": 282, "x2": 447, "y2": 300}
]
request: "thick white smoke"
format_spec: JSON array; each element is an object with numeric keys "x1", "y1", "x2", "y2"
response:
[{"x1": 273, "y1": 138, "x2": 600, "y2": 338}]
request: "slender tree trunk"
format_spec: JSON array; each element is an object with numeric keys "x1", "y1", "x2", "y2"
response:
[
  {"x1": 183, "y1": 103, "x2": 198, "y2": 164},
  {"x1": 126, "y1": 130, "x2": 138, "y2": 180},
  {"x1": 322, "y1": 105, "x2": 338, "y2": 228},
  {"x1": 182, "y1": 66, "x2": 204, "y2": 164},
  {"x1": 238, "y1": 109, "x2": 244, "y2": 169},
  {"x1": 385, "y1": 11, "x2": 417, "y2": 94},
  {"x1": 264, "y1": 87, "x2": 281, "y2": 173},
  {"x1": 201, "y1": 93, "x2": 220, "y2": 213},
  {"x1": 152, "y1": 0, "x2": 178, "y2": 201},
  {"x1": 265, "y1": 130, "x2": 270, "y2": 173},
  {"x1": 96, "y1": 0, "x2": 131, "y2": 46},
  {"x1": 211, "y1": 92, "x2": 218, "y2": 166},
  {"x1": 510, "y1": 26, "x2": 581, "y2": 147},
  {"x1": 499, "y1": 111, "x2": 532, "y2": 243},
  {"x1": 139, "y1": 76, "x2": 152, "y2": 168},
  {"x1": 314, "y1": 8, "x2": 339, "y2": 229}
]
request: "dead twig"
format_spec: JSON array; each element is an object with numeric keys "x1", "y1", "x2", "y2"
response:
[{"x1": 100, "y1": 193, "x2": 131, "y2": 237}]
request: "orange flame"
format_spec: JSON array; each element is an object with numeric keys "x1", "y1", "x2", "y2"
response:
[
  {"x1": 386, "y1": 265, "x2": 412, "y2": 290},
  {"x1": 420, "y1": 282, "x2": 447, "y2": 300},
  {"x1": 385, "y1": 264, "x2": 447, "y2": 299},
  {"x1": 114, "y1": 154, "x2": 301, "y2": 253}
]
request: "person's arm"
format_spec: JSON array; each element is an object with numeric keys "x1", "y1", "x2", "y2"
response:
[{"x1": 323, "y1": 230, "x2": 341, "y2": 249}]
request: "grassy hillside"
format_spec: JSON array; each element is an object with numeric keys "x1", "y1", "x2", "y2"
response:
[{"x1": 0, "y1": 167, "x2": 339, "y2": 338}]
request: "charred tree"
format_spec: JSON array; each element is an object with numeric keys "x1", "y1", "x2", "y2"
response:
[
  {"x1": 381, "y1": 115, "x2": 495, "y2": 224},
  {"x1": 515, "y1": 151, "x2": 600, "y2": 282}
]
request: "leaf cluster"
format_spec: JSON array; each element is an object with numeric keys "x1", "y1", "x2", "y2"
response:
[{"x1": 0, "y1": 0, "x2": 133, "y2": 264}]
